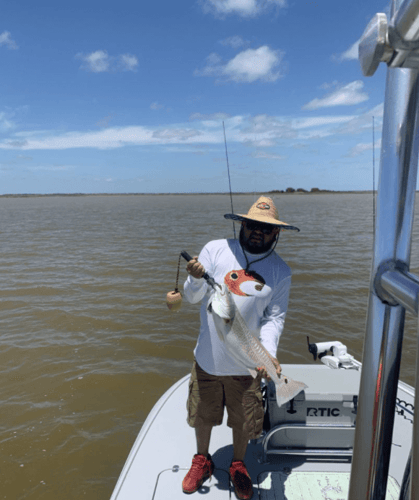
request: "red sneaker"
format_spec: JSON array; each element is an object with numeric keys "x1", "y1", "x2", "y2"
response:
[
  {"x1": 182, "y1": 454, "x2": 215, "y2": 494},
  {"x1": 229, "y1": 460, "x2": 253, "y2": 500}
]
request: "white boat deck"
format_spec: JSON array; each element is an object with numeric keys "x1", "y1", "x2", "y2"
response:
[{"x1": 110, "y1": 363, "x2": 414, "y2": 499}]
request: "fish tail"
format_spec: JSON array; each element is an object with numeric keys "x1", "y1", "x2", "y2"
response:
[{"x1": 275, "y1": 377, "x2": 308, "y2": 407}]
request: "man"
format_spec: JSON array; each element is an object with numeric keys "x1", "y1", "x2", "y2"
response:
[{"x1": 182, "y1": 196, "x2": 299, "y2": 499}]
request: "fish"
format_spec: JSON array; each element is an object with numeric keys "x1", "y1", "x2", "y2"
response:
[
  {"x1": 208, "y1": 283, "x2": 307, "y2": 407},
  {"x1": 224, "y1": 269, "x2": 265, "y2": 297}
]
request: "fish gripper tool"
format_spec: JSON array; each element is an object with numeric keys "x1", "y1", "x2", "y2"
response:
[{"x1": 181, "y1": 250, "x2": 220, "y2": 290}]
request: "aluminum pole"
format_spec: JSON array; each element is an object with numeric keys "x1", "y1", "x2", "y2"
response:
[
  {"x1": 348, "y1": 5, "x2": 419, "y2": 499},
  {"x1": 390, "y1": 0, "x2": 419, "y2": 42}
]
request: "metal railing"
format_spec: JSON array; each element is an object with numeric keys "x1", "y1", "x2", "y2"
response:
[
  {"x1": 262, "y1": 423, "x2": 354, "y2": 461},
  {"x1": 350, "y1": 1, "x2": 419, "y2": 499}
]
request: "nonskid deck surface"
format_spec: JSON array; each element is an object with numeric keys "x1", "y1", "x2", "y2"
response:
[
  {"x1": 110, "y1": 364, "x2": 413, "y2": 499},
  {"x1": 258, "y1": 471, "x2": 400, "y2": 500},
  {"x1": 152, "y1": 447, "x2": 400, "y2": 499}
]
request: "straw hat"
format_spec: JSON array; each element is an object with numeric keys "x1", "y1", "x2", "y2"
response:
[{"x1": 224, "y1": 196, "x2": 300, "y2": 231}]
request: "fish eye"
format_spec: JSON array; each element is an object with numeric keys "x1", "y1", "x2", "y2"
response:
[{"x1": 230, "y1": 272, "x2": 239, "y2": 280}]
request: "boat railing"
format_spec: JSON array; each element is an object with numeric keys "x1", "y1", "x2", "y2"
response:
[
  {"x1": 262, "y1": 422, "x2": 354, "y2": 461},
  {"x1": 350, "y1": 0, "x2": 419, "y2": 499}
]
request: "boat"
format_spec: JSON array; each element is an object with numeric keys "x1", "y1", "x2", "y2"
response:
[{"x1": 111, "y1": 0, "x2": 419, "y2": 498}]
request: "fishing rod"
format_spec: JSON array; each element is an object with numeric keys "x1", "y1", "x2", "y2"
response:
[
  {"x1": 166, "y1": 122, "x2": 233, "y2": 311},
  {"x1": 166, "y1": 250, "x2": 221, "y2": 311},
  {"x1": 223, "y1": 121, "x2": 236, "y2": 239},
  {"x1": 180, "y1": 250, "x2": 220, "y2": 290}
]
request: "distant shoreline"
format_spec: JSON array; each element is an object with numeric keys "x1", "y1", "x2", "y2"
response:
[{"x1": 0, "y1": 190, "x2": 378, "y2": 198}]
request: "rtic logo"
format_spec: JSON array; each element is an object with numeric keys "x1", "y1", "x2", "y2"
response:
[
  {"x1": 307, "y1": 407, "x2": 340, "y2": 417},
  {"x1": 256, "y1": 202, "x2": 270, "y2": 210}
]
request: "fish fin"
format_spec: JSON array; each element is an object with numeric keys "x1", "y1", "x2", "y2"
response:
[
  {"x1": 247, "y1": 368, "x2": 258, "y2": 378},
  {"x1": 275, "y1": 376, "x2": 308, "y2": 407}
]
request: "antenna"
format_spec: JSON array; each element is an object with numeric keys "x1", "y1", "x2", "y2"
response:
[
  {"x1": 223, "y1": 121, "x2": 236, "y2": 239},
  {"x1": 372, "y1": 116, "x2": 376, "y2": 246}
]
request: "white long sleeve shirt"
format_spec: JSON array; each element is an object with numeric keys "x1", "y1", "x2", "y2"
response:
[{"x1": 183, "y1": 238, "x2": 291, "y2": 376}]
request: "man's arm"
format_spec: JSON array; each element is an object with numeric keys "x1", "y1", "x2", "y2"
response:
[
  {"x1": 186, "y1": 256, "x2": 205, "y2": 279},
  {"x1": 183, "y1": 245, "x2": 213, "y2": 304}
]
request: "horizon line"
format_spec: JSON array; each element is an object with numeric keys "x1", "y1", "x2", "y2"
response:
[{"x1": 0, "y1": 189, "x2": 379, "y2": 198}]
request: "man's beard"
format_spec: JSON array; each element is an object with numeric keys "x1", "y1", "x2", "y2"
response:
[{"x1": 239, "y1": 226, "x2": 277, "y2": 254}]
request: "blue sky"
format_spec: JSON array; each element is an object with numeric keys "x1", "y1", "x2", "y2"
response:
[{"x1": 1, "y1": 0, "x2": 389, "y2": 194}]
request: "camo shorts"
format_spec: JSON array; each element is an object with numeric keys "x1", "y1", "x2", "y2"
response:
[{"x1": 186, "y1": 361, "x2": 264, "y2": 439}]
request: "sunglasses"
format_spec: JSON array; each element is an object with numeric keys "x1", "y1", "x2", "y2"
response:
[{"x1": 245, "y1": 221, "x2": 277, "y2": 235}]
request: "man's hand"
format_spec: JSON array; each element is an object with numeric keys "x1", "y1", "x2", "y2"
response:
[
  {"x1": 186, "y1": 256, "x2": 205, "y2": 279},
  {"x1": 257, "y1": 355, "x2": 281, "y2": 380}
]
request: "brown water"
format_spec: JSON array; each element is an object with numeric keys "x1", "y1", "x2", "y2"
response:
[{"x1": 0, "y1": 193, "x2": 417, "y2": 499}]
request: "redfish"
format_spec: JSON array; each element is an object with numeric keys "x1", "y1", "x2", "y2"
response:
[
  {"x1": 224, "y1": 269, "x2": 265, "y2": 297},
  {"x1": 209, "y1": 283, "x2": 307, "y2": 407}
]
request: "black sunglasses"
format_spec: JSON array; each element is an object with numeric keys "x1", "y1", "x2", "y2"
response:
[{"x1": 245, "y1": 221, "x2": 276, "y2": 235}]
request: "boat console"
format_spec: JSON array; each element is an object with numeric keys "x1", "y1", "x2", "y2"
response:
[{"x1": 263, "y1": 360, "x2": 360, "y2": 461}]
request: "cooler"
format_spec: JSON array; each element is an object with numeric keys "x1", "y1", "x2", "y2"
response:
[{"x1": 262, "y1": 364, "x2": 361, "y2": 459}]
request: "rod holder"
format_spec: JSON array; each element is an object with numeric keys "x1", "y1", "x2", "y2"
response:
[{"x1": 379, "y1": 266, "x2": 419, "y2": 315}]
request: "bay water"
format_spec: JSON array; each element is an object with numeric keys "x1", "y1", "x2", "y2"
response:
[{"x1": 0, "y1": 193, "x2": 417, "y2": 499}]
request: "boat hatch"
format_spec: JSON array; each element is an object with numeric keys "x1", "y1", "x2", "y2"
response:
[
  {"x1": 257, "y1": 471, "x2": 400, "y2": 499},
  {"x1": 152, "y1": 467, "x2": 230, "y2": 499},
  {"x1": 264, "y1": 365, "x2": 360, "y2": 458}
]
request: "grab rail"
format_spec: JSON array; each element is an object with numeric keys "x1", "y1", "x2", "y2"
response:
[
  {"x1": 350, "y1": 1, "x2": 419, "y2": 499},
  {"x1": 262, "y1": 422, "x2": 354, "y2": 462}
]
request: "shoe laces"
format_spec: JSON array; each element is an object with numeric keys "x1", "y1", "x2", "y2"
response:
[
  {"x1": 230, "y1": 460, "x2": 249, "y2": 477},
  {"x1": 189, "y1": 454, "x2": 209, "y2": 475}
]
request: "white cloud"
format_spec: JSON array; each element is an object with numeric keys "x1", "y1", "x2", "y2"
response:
[
  {"x1": 252, "y1": 151, "x2": 285, "y2": 160},
  {"x1": 0, "y1": 126, "x2": 218, "y2": 150},
  {"x1": 225, "y1": 46, "x2": 283, "y2": 82},
  {"x1": 150, "y1": 102, "x2": 164, "y2": 110},
  {"x1": 334, "y1": 39, "x2": 360, "y2": 62},
  {"x1": 28, "y1": 164, "x2": 74, "y2": 171},
  {"x1": 152, "y1": 128, "x2": 202, "y2": 141},
  {"x1": 201, "y1": 0, "x2": 286, "y2": 17},
  {"x1": 0, "y1": 31, "x2": 18, "y2": 50},
  {"x1": 319, "y1": 80, "x2": 338, "y2": 90},
  {"x1": 203, "y1": 0, "x2": 259, "y2": 16},
  {"x1": 195, "y1": 46, "x2": 284, "y2": 83},
  {"x1": 241, "y1": 112, "x2": 370, "y2": 142},
  {"x1": 292, "y1": 116, "x2": 354, "y2": 129},
  {"x1": 370, "y1": 103, "x2": 384, "y2": 118},
  {"x1": 0, "y1": 108, "x2": 382, "y2": 151},
  {"x1": 302, "y1": 80, "x2": 369, "y2": 110},
  {"x1": 337, "y1": 103, "x2": 384, "y2": 135},
  {"x1": 189, "y1": 112, "x2": 231, "y2": 121},
  {"x1": 196, "y1": 53, "x2": 222, "y2": 77},
  {"x1": 119, "y1": 54, "x2": 138, "y2": 71},
  {"x1": 0, "y1": 112, "x2": 15, "y2": 131},
  {"x1": 244, "y1": 138, "x2": 277, "y2": 147},
  {"x1": 77, "y1": 50, "x2": 110, "y2": 72},
  {"x1": 346, "y1": 138, "x2": 381, "y2": 157},
  {"x1": 96, "y1": 115, "x2": 114, "y2": 127},
  {"x1": 76, "y1": 50, "x2": 138, "y2": 72},
  {"x1": 219, "y1": 36, "x2": 248, "y2": 49},
  {"x1": 242, "y1": 114, "x2": 296, "y2": 138}
]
